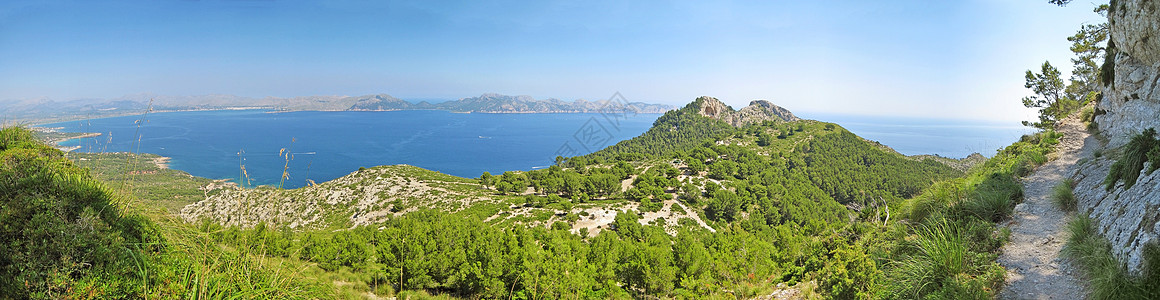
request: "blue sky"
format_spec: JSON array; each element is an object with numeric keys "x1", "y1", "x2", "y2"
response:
[{"x1": 0, "y1": 0, "x2": 1105, "y2": 122}]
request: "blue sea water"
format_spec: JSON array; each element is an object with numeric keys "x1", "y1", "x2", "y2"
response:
[
  {"x1": 44, "y1": 110, "x2": 1034, "y2": 189},
  {"x1": 46, "y1": 110, "x2": 660, "y2": 189},
  {"x1": 798, "y1": 112, "x2": 1036, "y2": 159}
]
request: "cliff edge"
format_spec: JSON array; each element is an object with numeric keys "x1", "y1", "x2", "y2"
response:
[{"x1": 1073, "y1": 0, "x2": 1160, "y2": 274}]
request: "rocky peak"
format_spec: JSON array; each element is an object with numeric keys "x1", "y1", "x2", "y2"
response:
[
  {"x1": 740, "y1": 100, "x2": 800, "y2": 122},
  {"x1": 692, "y1": 96, "x2": 798, "y2": 126}
]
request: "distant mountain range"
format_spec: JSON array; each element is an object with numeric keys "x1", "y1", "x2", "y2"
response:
[{"x1": 4, "y1": 93, "x2": 675, "y2": 124}]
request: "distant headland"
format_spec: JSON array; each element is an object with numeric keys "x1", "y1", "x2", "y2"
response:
[{"x1": 4, "y1": 93, "x2": 676, "y2": 124}]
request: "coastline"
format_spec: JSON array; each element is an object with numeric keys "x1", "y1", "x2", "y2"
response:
[
  {"x1": 24, "y1": 106, "x2": 672, "y2": 126},
  {"x1": 30, "y1": 127, "x2": 103, "y2": 152}
]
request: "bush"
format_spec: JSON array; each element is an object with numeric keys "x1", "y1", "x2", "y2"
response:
[{"x1": 0, "y1": 127, "x2": 159, "y2": 298}]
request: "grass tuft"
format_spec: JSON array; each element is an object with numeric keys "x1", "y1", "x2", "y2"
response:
[
  {"x1": 1052, "y1": 179, "x2": 1077, "y2": 212},
  {"x1": 1063, "y1": 215, "x2": 1160, "y2": 300},
  {"x1": 1104, "y1": 128, "x2": 1159, "y2": 191}
]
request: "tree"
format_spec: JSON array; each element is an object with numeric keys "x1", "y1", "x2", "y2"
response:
[
  {"x1": 757, "y1": 132, "x2": 774, "y2": 147},
  {"x1": 586, "y1": 174, "x2": 621, "y2": 196},
  {"x1": 1063, "y1": 4, "x2": 1109, "y2": 107},
  {"x1": 1021, "y1": 61, "x2": 1074, "y2": 129},
  {"x1": 478, "y1": 172, "x2": 493, "y2": 188}
]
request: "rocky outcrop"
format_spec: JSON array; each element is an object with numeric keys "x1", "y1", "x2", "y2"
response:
[
  {"x1": 1109, "y1": 0, "x2": 1160, "y2": 65},
  {"x1": 180, "y1": 165, "x2": 497, "y2": 229},
  {"x1": 1096, "y1": 0, "x2": 1160, "y2": 148},
  {"x1": 1074, "y1": 0, "x2": 1160, "y2": 274},
  {"x1": 1072, "y1": 156, "x2": 1160, "y2": 273},
  {"x1": 693, "y1": 96, "x2": 799, "y2": 127}
]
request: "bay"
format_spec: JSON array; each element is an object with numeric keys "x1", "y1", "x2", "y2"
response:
[{"x1": 46, "y1": 110, "x2": 660, "y2": 189}]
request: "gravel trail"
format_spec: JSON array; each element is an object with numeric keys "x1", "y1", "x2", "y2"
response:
[{"x1": 998, "y1": 117, "x2": 1090, "y2": 299}]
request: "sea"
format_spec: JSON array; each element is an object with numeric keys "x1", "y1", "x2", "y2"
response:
[
  {"x1": 46, "y1": 110, "x2": 659, "y2": 189},
  {"x1": 43, "y1": 110, "x2": 1033, "y2": 188},
  {"x1": 798, "y1": 112, "x2": 1034, "y2": 159}
]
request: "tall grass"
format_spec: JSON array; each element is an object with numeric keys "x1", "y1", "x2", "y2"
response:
[
  {"x1": 151, "y1": 215, "x2": 333, "y2": 298},
  {"x1": 238, "y1": 149, "x2": 253, "y2": 188},
  {"x1": 278, "y1": 138, "x2": 296, "y2": 189},
  {"x1": 1052, "y1": 179, "x2": 1077, "y2": 212},
  {"x1": 890, "y1": 218, "x2": 998, "y2": 299},
  {"x1": 119, "y1": 99, "x2": 154, "y2": 211},
  {"x1": 887, "y1": 130, "x2": 1058, "y2": 299},
  {"x1": 1062, "y1": 215, "x2": 1160, "y2": 300},
  {"x1": 960, "y1": 173, "x2": 1021, "y2": 222},
  {"x1": 1104, "y1": 128, "x2": 1158, "y2": 191}
]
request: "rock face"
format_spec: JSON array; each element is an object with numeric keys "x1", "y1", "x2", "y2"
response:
[
  {"x1": 1074, "y1": 0, "x2": 1160, "y2": 274},
  {"x1": 1097, "y1": 0, "x2": 1160, "y2": 148},
  {"x1": 1072, "y1": 158, "x2": 1160, "y2": 273},
  {"x1": 693, "y1": 96, "x2": 799, "y2": 127},
  {"x1": 1109, "y1": 0, "x2": 1160, "y2": 65}
]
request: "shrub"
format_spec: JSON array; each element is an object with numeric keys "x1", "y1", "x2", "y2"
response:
[
  {"x1": 0, "y1": 127, "x2": 159, "y2": 298},
  {"x1": 1080, "y1": 106, "x2": 1095, "y2": 123},
  {"x1": 1101, "y1": 41, "x2": 1116, "y2": 87}
]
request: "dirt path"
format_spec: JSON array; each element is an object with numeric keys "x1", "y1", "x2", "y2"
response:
[
  {"x1": 671, "y1": 199, "x2": 716, "y2": 233},
  {"x1": 998, "y1": 117, "x2": 1090, "y2": 299}
]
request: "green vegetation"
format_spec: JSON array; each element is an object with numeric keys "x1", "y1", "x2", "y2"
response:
[
  {"x1": 570, "y1": 98, "x2": 739, "y2": 164},
  {"x1": 1022, "y1": 3, "x2": 1108, "y2": 130},
  {"x1": 0, "y1": 88, "x2": 1071, "y2": 299},
  {"x1": 887, "y1": 130, "x2": 1059, "y2": 298},
  {"x1": 1104, "y1": 128, "x2": 1160, "y2": 191},
  {"x1": 0, "y1": 126, "x2": 331, "y2": 299},
  {"x1": 69, "y1": 152, "x2": 216, "y2": 214},
  {"x1": 1052, "y1": 179, "x2": 1078, "y2": 212},
  {"x1": 0, "y1": 126, "x2": 155, "y2": 298},
  {"x1": 1081, "y1": 105, "x2": 1099, "y2": 132},
  {"x1": 1063, "y1": 215, "x2": 1160, "y2": 300},
  {"x1": 160, "y1": 100, "x2": 982, "y2": 299}
]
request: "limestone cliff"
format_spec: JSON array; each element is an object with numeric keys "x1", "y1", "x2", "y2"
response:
[
  {"x1": 692, "y1": 96, "x2": 800, "y2": 126},
  {"x1": 1096, "y1": 0, "x2": 1160, "y2": 148},
  {"x1": 1073, "y1": 0, "x2": 1160, "y2": 274}
]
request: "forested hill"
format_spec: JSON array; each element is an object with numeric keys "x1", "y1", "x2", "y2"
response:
[{"x1": 572, "y1": 96, "x2": 962, "y2": 203}]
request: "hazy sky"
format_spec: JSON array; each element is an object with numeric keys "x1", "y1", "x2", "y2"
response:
[{"x1": 0, "y1": 1, "x2": 1105, "y2": 122}]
